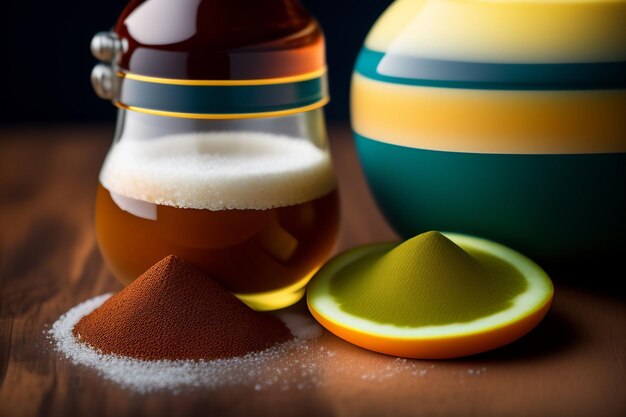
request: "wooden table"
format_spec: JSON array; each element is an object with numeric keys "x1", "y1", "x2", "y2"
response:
[{"x1": 1, "y1": 125, "x2": 624, "y2": 417}]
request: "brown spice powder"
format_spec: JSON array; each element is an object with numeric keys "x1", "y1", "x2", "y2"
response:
[{"x1": 73, "y1": 255, "x2": 293, "y2": 360}]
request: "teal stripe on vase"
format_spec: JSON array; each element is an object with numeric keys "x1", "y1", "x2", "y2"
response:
[
  {"x1": 354, "y1": 133, "x2": 626, "y2": 261},
  {"x1": 355, "y1": 48, "x2": 626, "y2": 90}
]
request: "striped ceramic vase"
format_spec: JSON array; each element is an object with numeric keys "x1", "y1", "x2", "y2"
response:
[{"x1": 351, "y1": 0, "x2": 625, "y2": 263}]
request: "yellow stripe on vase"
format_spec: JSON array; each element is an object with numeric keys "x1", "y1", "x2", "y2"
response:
[{"x1": 351, "y1": 73, "x2": 626, "y2": 155}]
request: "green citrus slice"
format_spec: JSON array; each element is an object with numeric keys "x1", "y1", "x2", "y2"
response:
[{"x1": 307, "y1": 232, "x2": 553, "y2": 358}]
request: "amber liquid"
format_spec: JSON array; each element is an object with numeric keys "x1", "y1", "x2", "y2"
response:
[{"x1": 95, "y1": 184, "x2": 339, "y2": 308}]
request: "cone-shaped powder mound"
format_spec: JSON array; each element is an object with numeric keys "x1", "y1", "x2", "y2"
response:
[
  {"x1": 329, "y1": 232, "x2": 528, "y2": 327},
  {"x1": 73, "y1": 255, "x2": 293, "y2": 360}
]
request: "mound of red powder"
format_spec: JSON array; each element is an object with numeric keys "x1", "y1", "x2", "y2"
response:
[{"x1": 73, "y1": 255, "x2": 293, "y2": 361}]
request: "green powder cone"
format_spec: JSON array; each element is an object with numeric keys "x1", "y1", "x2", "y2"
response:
[{"x1": 329, "y1": 231, "x2": 528, "y2": 327}]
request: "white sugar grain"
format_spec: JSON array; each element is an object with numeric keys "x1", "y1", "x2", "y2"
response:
[
  {"x1": 49, "y1": 294, "x2": 325, "y2": 393},
  {"x1": 49, "y1": 294, "x2": 439, "y2": 394},
  {"x1": 274, "y1": 311, "x2": 324, "y2": 340}
]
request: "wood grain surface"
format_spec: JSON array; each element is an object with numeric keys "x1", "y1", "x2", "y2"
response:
[{"x1": 0, "y1": 125, "x2": 624, "y2": 417}]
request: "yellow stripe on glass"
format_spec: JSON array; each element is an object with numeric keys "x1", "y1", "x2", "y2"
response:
[{"x1": 118, "y1": 68, "x2": 328, "y2": 86}]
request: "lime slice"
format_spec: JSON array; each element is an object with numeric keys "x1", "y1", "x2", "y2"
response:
[{"x1": 307, "y1": 232, "x2": 553, "y2": 358}]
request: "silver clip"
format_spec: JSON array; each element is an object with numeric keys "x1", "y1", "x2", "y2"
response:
[{"x1": 90, "y1": 31, "x2": 123, "y2": 100}]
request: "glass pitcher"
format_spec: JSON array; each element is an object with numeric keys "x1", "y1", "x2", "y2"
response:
[{"x1": 90, "y1": 0, "x2": 339, "y2": 310}]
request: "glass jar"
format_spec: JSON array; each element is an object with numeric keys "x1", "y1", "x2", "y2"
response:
[{"x1": 91, "y1": 0, "x2": 339, "y2": 310}]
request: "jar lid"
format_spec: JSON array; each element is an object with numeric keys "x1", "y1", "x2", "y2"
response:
[
  {"x1": 91, "y1": 0, "x2": 328, "y2": 119},
  {"x1": 356, "y1": 0, "x2": 626, "y2": 90}
]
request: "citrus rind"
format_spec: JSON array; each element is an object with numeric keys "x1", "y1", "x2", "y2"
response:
[{"x1": 307, "y1": 233, "x2": 554, "y2": 358}]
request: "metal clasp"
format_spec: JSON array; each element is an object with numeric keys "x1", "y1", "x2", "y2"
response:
[{"x1": 90, "y1": 31, "x2": 123, "y2": 100}]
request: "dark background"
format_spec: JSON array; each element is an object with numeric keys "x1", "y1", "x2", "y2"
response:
[{"x1": 2, "y1": 0, "x2": 391, "y2": 126}]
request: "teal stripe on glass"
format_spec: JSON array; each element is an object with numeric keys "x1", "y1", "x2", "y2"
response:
[
  {"x1": 355, "y1": 48, "x2": 626, "y2": 90},
  {"x1": 119, "y1": 76, "x2": 327, "y2": 114},
  {"x1": 354, "y1": 133, "x2": 626, "y2": 261}
]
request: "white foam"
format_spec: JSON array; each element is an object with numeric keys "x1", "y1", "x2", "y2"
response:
[{"x1": 99, "y1": 131, "x2": 336, "y2": 210}]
